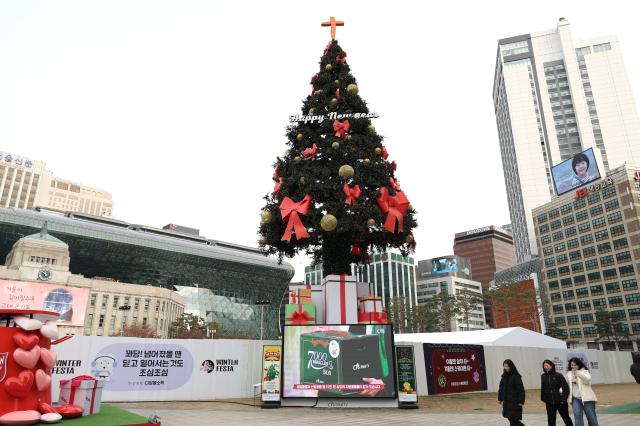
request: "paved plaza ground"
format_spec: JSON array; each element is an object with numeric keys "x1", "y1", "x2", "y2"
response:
[{"x1": 115, "y1": 383, "x2": 640, "y2": 425}]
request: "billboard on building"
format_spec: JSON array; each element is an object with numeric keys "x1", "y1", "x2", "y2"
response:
[
  {"x1": 282, "y1": 324, "x2": 396, "y2": 398},
  {"x1": 0, "y1": 279, "x2": 89, "y2": 326},
  {"x1": 418, "y1": 256, "x2": 471, "y2": 279},
  {"x1": 551, "y1": 148, "x2": 601, "y2": 196}
]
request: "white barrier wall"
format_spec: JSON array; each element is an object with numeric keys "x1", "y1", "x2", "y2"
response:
[
  {"x1": 51, "y1": 336, "x2": 278, "y2": 402},
  {"x1": 395, "y1": 341, "x2": 636, "y2": 395}
]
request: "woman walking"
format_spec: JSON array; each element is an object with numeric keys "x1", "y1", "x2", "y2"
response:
[
  {"x1": 567, "y1": 357, "x2": 598, "y2": 426},
  {"x1": 540, "y1": 360, "x2": 573, "y2": 425},
  {"x1": 498, "y1": 359, "x2": 526, "y2": 426}
]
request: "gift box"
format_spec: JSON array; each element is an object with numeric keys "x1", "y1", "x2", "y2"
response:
[
  {"x1": 284, "y1": 303, "x2": 316, "y2": 325},
  {"x1": 291, "y1": 284, "x2": 325, "y2": 324},
  {"x1": 323, "y1": 274, "x2": 358, "y2": 324},
  {"x1": 289, "y1": 287, "x2": 312, "y2": 304},
  {"x1": 358, "y1": 296, "x2": 383, "y2": 313},
  {"x1": 299, "y1": 330, "x2": 383, "y2": 394},
  {"x1": 357, "y1": 311, "x2": 389, "y2": 324},
  {"x1": 58, "y1": 375, "x2": 104, "y2": 416}
]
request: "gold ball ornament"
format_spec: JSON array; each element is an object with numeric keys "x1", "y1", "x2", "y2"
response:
[
  {"x1": 296, "y1": 133, "x2": 304, "y2": 141},
  {"x1": 329, "y1": 98, "x2": 338, "y2": 108},
  {"x1": 406, "y1": 234, "x2": 415, "y2": 243},
  {"x1": 375, "y1": 147, "x2": 382, "y2": 155},
  {"x1": 338, "y1": 165, "x2": 355, "y2": 179},
  {"x1": 320, "y1": 214, "x2": 338, "y2": 232},
  {"x1": 345, "y1": 134, "x2": 352, "y2": 141},
  {"x1": 309, "y1": 108, "x2": 316, "y2": 115},
  {"x1": 367, "y1": 218, "x2": 376, "y2": 227},
  {"x1": 293, "y1": 156, "x2": 302, "y2": 164},
  {"x1": 346, "y1": 83, "x2": 359, "y2": 95},
  {"x1": 259, "y1": 236, "x2": 268, "y2": 245},
  {"x1": 299, "y1": 176, "x2": 306, "y2": 185},
  {"x1": 332, "y1": 142, "x2": 340, "y2": 150},
  {"x1": 325, "y1": 64, "x2": 333, "y2": 72},
  {"x1": 334, "y1": 80, "x2": 340, "y2": 85},
  {"x1": 260, "y1": 210, "x2": 273, "y2": 224},
  {"x1": 368, "y1": 125, "x2": 376, "y2": 134},
  {"x1": 363, "y1": 158, "x2": 371, "y2": 166}
]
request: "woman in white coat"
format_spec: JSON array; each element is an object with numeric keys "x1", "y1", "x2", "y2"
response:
[{"x1": 566, "y1": 357, "x2": 598, "y2": 426}]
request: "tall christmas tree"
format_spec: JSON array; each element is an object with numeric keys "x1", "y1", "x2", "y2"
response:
[{"x1": 259, "y1": 18, "x2": 417, "y2": 277}]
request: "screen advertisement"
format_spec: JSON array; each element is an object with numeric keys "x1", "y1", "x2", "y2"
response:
[
  {"x1": 432, "y1": 257, "x2": 458, "y2": 275},
  {"x1": 0, "y1": 279, "x2": 89, "y2": 326},
  {"x1": 551, "y1": 148, "x2": 601, "y2": 196},
  {"x1": 282, "y1": 324, "x2": 396, "y2": 398},
  {"x1": 423, "y1": 343, "x2": 487, "y2": 395}
]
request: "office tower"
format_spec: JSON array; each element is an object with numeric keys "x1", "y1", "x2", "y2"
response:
[{"x1": 494, "y1": 18, "x2": 640, "y2": 262}]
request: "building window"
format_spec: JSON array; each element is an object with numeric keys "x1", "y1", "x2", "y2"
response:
[
  {"x1": 551, "y1": 220, "x2": 562, "y2": 230},
  {"x1": 623, "y1": 279, "x2": 638, "y2": 291},
  {"x1": 578, "y1": 300, "x2": 591, "y2": 310},
  {"x1": 567, "y1": 238, "x2": 579, "y2": 249},
  {"x1": 565, "y1": 226, "x2": 577, "y2": 237},
  {"x1": 620, "y1": 265, "x2": 635, "y2": 277},
  {"x1": 571, "y1": 262, "x2": 584, "y2": 273},
  {"x1": 607, "y1": 211, "x2": 623, "y2": 224},
  {"x1": 603, "y1": 268, "x2": 618, "y2": 280},
  {"x1": 556, "y1": 254, "x2": 568, "y2": 264},
  {"x1": 602, "y1": 185, "x2": 616, "y2": 198},
  {"x1": 563, "y1": 216, "x2": 575, "y2": 226},
  {"x1": 539, "y1": 224, "x2": 550, "y2": 234},
  {"x1": 554, "y1": 242, "x2": 566, "y2": 252},
  {"x1": 588, "y1": 272, "x2": 601, "y2": 282},
  {"x1": 551, "y1": 292, "x2": 562, "y2": 301},
  {"x1": 569, "y1": 250, "x2": 581, "y2": 261},
  {"x1": 537, "y1": 213, "x2": 548, "y2": 222},
  {"x1": 544, "y1": 246, "x2": 554, "y2": 255},
  {"x1": 98, "y1": 314, "x2": 105, "y2": 328},
  {"x1": 109, "y1": 315, "x2": 116, "y2": 329},
  {"x1": 582, "y1": 246, "x2": 596, "y2": 257},
  {"x1": 112, "y1": 296, "x2": 119, "y2": 309},
  {"x1": 592, "y1": 42, "x2": 611, "y2": 52},
  {"x1": 548, "y1": 280, "x2": 559, "y2": 290},
  {"x1": 90, "y1": 293, "x2": 97, "y2": 308},
  {"x1": 144, "y1": 299, "x2": 150, "y2": 311},
  {"x1": 576, "y1": 210, "x2": 588, "y2": 222},
  {"x1": 567, "y1": 314, "x2": 580, "y2": 324},
  {"x1": 592, "y1": 217, "x2": 606, "y2": 229},
  {"x1": 604, "y1": 199, "x2": 619, "y2": 211},
  {"x1": 574, "y1": 275, "x2": 586, "y2": 284},
  {"x1": 629, "y1": 308, "x2": 640, "y2": 319},
  {"x1": 553, "y1": 231, "x2": 564, "y2": 241},
  {"x1": 85, "y1": 313, "x2": 93, "y2": 327},
  {"x1": 587, "y1": 192, "x2": 601, "y2": 204},
  {"x1": 597, "y1": 242, "x2": 611, "y2": 253},
  {"x1": 542, "y1": 235, "x2": 552, "y2": 244},
  {"x1": 616, "y1": 251, "x2": 631, "y2": 263},
  {"x1": 625, "y1": 293, "x2": 640, "y2": 305},
  {"x1": 101, "y1": 295, "x2": 108, "y2": 308},
  {"x1": 590, "y1": 205, "x2": 603, "y2": 216},
  {"x1": 576, "y1": 287, "x2": 589, "y2": 297},
  {"x1": 606, "y1": 281, "x2": 621, "y2": 293},
  {"x1": 545, "y1": 258, "x2": 556, "y2": 267},
  {"x1": 574, "y1": 198, "x2": 586, "y2": 209},
  {"x1": 134, "y1": 298, "x2": 140, "y2": 310},
  {"x1": 578, "y1": 222, "x2": 591, "y2": 233},
  {"x1": 613, "y1": 237, "x2": 628, "y2": 250},
  {"x1": 549, "y1": 208, "x2": 560, "y2": 219},
  {"x1": 559, "y1": 266, "x2": 570, "y2": 276},
  {"x1": 610, "y1": 224, "x2": 626, "y2": 237},
  {"x1": 585, "y1": 259, "x2": 598, "y2": 270},
  {"x1": 593, "y1": 298, "x2": 606, "y2": 308},
  {"x1": 590, "y1": 285, "x2": 603, "y2": 296}
]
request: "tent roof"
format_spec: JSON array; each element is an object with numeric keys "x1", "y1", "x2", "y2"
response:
[{"x1": 395, "y1": 327, "x2": 566, "y2": 349}]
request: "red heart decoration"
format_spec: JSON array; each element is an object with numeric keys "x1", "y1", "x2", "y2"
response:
[
  {"x1": 4, "y1": 370, "x2": 35, "y2": 398},
  {"x1": 56, "y1": 405, "x2": 83, "y2": 418},
  {"x1": 12, "y1": 332, "x2": 40, "y2": 350},
  {"x1": 38, "y1": 402, "x2": 57, "y2": 414}
]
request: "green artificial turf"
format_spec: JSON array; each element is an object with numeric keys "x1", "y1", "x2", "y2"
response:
[
  {"x1": 61, "y1": 404, "x2": 148, "y2": 425},
  {"x1": 600, "y1": 401, "x2": 640, "y2": 414}
]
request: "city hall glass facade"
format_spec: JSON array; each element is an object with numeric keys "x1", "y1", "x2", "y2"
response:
[{"x1": 0, "y1": 208, "x2": 294, "y2": 338}]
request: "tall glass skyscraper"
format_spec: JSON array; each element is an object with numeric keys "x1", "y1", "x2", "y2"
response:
[{"x1": 493, "y1": 18, "x2": 640, "y2": 262}]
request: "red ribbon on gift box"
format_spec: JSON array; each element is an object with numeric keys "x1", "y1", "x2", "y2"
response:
[
  {"x1": 333, "y1": 120, "x2": 350, "y2": 138},
  {"x1": 377, "y1": 188, "x2": 410, "y2": 233},
  {"x1": 62, "y1": 375, "x2": 100, "y2": 415},
  {"x1": 280, "y1": 195, "x2": 312, "y2": 241},
  {"x1": 340, "y1": 274, "x2": 347, "y2": 323},
  {"x1": 358, "y1": 312, "x2": 388, "y2": 324},
  {"x1": 290, "y1": 291, "x2": 297, "y2": 304},
  {"x1": 285, "y1": 305, "x2": 316, "y2": 325},
  {"x1": 343, "y1": 183, "x2": 361, "y2": 206}
]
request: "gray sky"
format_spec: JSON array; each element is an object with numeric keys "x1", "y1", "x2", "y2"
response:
[{"x1": 1, "y1": 1, "x2": 639, "y2": 280}]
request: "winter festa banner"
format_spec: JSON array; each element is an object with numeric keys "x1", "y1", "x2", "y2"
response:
[
  {"x1": 261, "y1": 345, "x2": 282, "y2": 402},
  {"x1": 0, "y1": 279, "x2": 89, "y2": 325},
  {"x1": 282, "y1": 324, "x2": 397, "y2": 399},
  {"x1": 395, "y1": 345, "x2": 417, "y2": 403},
  {"x1": 423, "y1": 343, "x2": 487, "y2": 395},
  {"x1": 51, "y1": 336, "x2": 269, "y2": 401}
]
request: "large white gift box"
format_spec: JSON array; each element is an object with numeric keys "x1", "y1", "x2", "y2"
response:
[
  {"x1": 322, "y1": 274, "x2": 358, "y2": 324},
  {"x1": 58, "y1": 375, "x2": 104, "y2": 416}
]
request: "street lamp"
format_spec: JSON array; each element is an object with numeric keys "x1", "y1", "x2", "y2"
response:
[
  {"x1": 255, "y1": 299, "x2": 270, "y2": 341},
  {"x1": 118, "y1": 305, "x2": 131, "y2": 336}
]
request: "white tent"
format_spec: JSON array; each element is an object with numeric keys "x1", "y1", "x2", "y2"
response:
[{"x1": 395, "y1": 327, "x2": 566, "y2": 349}]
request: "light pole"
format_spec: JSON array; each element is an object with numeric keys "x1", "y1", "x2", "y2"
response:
[
  {"x1": 118, "y1": 305, "x2": 131, "y2": 336},
  {"x1": 255, "y1": 299, "x2": 270, "y2": 341}
]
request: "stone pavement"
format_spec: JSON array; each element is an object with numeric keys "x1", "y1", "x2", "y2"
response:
[{"x1": 128, "y1": 407, "x2": 640, "y2": 426}]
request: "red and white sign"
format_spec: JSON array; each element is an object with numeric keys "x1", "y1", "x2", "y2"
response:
[{"x1": 0, "y1": 280, "x2": 89, "y2": 326}]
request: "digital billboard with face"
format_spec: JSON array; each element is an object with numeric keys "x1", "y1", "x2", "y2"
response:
[
  {"x1": 282, "y1": 324, "x2": 396, "y2": 398},
  {"x1": 551, "y1": 148, "x2": 601, "y2": 196},
  {"x1": 432, "y1": 257, "x2": 458, "y2": 275}
]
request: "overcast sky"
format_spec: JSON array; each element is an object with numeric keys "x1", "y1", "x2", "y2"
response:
[{"x1": 1, "y1": 1, "x2": 639, "y2": 280}]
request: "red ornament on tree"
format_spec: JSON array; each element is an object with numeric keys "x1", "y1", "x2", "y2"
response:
[
  {"x1": 303, "y1": 144, "x2": 318, "y2": 160},
  {"x1": 335, "y1": 88, "x2": 341, "y2": 99},
  {"x1": 279, "y1": 195, "x2": 312, "y2": 242},
  {"x1": 273, "y1": 166, "x2": 279, "y2": 180},
  {"x1": 389, "y1": 177, "x2": 401, "y2": 191},
  {"x1": 333, "y1": 119, "x2": 350, "y2": 138},
  {"x1": 377, "y1": 187, "x2": 410, "y2": 233},
  {"x1": 343, "y1": 183, "x2": 361, "y2": 205},
  {"x1": 381, "y1": 146, "x2": 389, "y2": 160},
  {"x1": 336, "y1": 52, "x2": 347, "y2": 64},
  {"x1": 351, "y1": 245, "x2": 362, "y2": 255}
]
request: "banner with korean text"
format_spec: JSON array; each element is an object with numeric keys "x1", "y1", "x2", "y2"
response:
[{"x1": 423, "y1": 343, "x2": 487, "y2": 395}]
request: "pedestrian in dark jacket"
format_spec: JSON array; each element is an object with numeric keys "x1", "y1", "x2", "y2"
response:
[
  {"x1": 631, "y1": 352, "x2": 640, "y2": 384},
  {"x1": 541, "y1": 360, "x2": 573, "y2": 426},
  {"x1": 498, "y1": 359, "x2": 526, "y2": 426}
]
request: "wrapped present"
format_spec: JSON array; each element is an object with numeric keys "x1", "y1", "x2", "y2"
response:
[
  {"x1": 289, "y1": 287, "x2": 312, "y2": 304},
  {"x1": 358, "y1": 311, "x2": 389, "y2": 324},
  {"x1": 357, "y1": 282, "x2": 375, "y2": 299},
  {"x1": 291, "y1": 284, "x2": 325, "y2": 323},
  {"x1": 284, "y1": 304, "x2": 316, "y2": 325},
  {"x1": 58, "y1": 375, "x2": 104, "y2": 416},
  {"x1": 323, "y1": 274, "x2": 357, "y2": 324},
  {"x1": 299, "y1": 330, "x2": 383, "y2": 394},
  {"x1": 358, "y1": 296, "x2": 383, "y2": 313}
]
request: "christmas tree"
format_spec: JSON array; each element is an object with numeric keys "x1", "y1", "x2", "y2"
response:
[{"x1": 259, "y1": 18, "x2": 417, "y2": 277}]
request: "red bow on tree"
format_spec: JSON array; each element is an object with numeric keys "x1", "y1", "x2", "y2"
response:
[
  {"x1": 311, "y1": 74, "x2": 318, "y2": 83},
  {"x1": 274, "y1": 178, "x2": 283, "y2": 194},
  {"x1": 391, "y1": 161, "x2": 397, "y2": 171},
  {"x1": 324, "y1": 41, "x2": 332, "y2": 55},
  {"x1": 377, "y1": 187, "x2": 410, "y2": 233},
  {"x1": 336, "y1": 52, "x2": 347, "y2": 64},
  {"x1": 343, "y1": 183, "x2": 361, "y2": 205},
  {"x1": 381, "y1": 146, "x2": 389, "y2": 160},
  {"x1": 303, "y1": 144, "x2": 318, "y2": 160},
  {"x1": 333, "y1": 120, "x2": 351, "y2": 138},
  {"x1": 273, "y1": 166, "x2": 279, "y2": 180},
  {"x1": 280, "y1": 194, "x2": 312, "y2": 241},
  {"x1": 389, "y1": 177, "x2": 401, "y2": 191}
]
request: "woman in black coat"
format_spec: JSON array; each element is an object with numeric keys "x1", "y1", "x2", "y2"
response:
[
  {"x1": 541, "y1": 360, "x2": 573, "y2": 425},
  {"x1": 498, "y1": 359, "x2": 526, "y2": 426}
]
